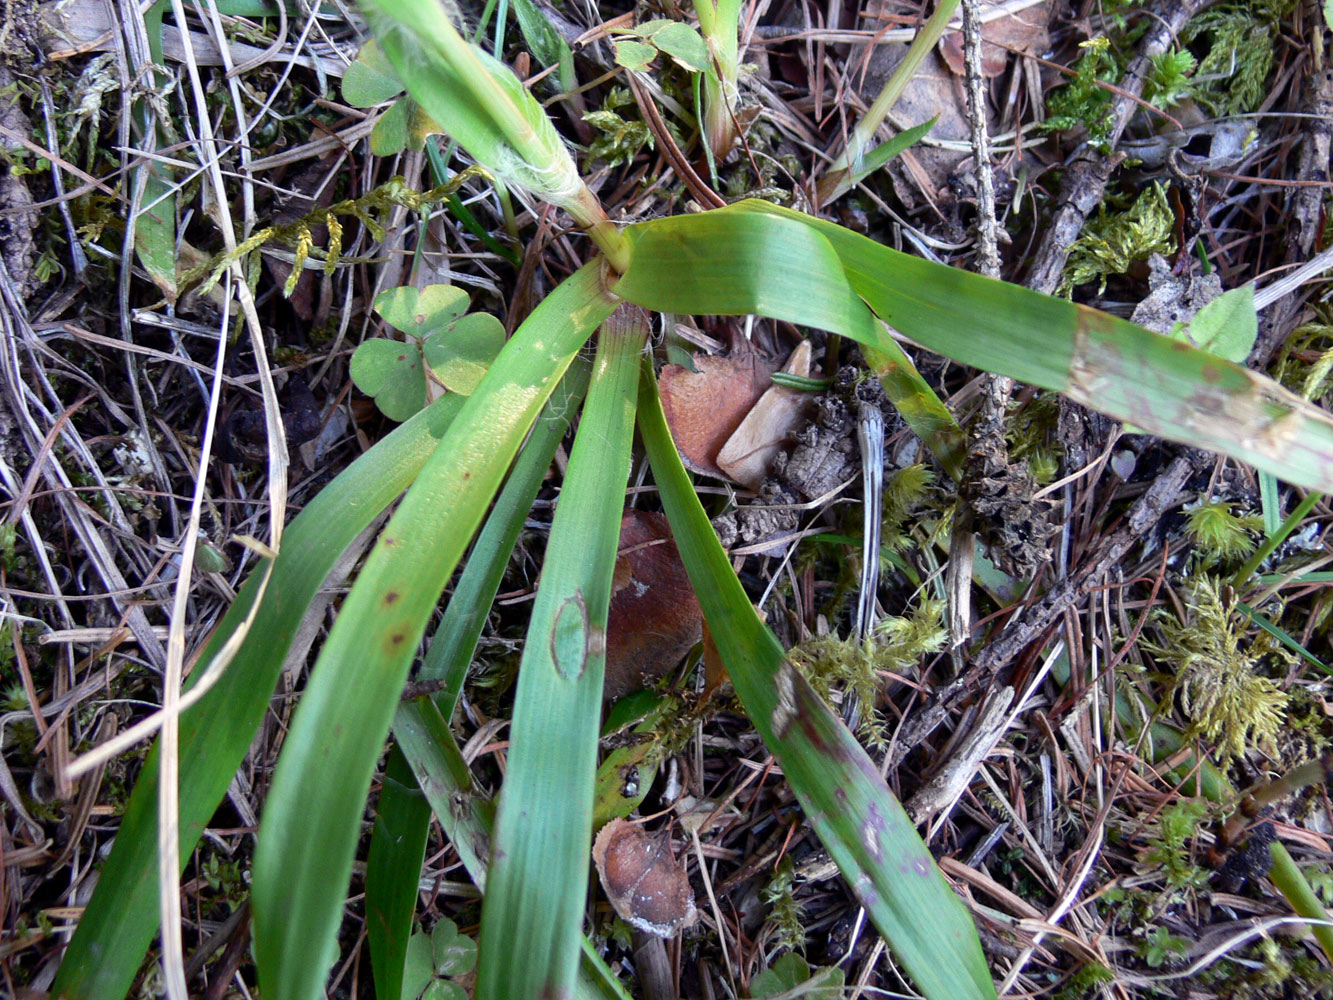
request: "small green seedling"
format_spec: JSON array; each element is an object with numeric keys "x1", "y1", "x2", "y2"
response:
[
  {"x1": 350, "y1": 284, "x2": 505, "y2": 421},
  {"x1": 750, "y1": 952, "x2": 845, "y2": 999},
  {"x1": 400, "y1": 918, "x2": 478, "y2": 1000}
]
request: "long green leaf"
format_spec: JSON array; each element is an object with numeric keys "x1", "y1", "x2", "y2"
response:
[
  {"x1": 413, "y1": 357, "x2": 592, "y2": 712},
  {"x1": 50, "y1": 394, "x2": 465, "y2": 1000},
  {"x1": 1270, "y1": 841, "x2": 1333, "y2": 963},
  {"x1": 818, "y1": 0, "x2": 960, "y2": 203},
  {"x1": 361, "y1": 0, "x2": 627, "y2": 268},
  {"x1": 729, "y1": 200, "x2": 1333, "y2": 493},
  {"x1": 849, "y1": 115, "x2": 937, "y2": 186},
  {"x1": 392, "y1": 699, "x2": 633, "y2": 1000},
  {"x1": 614, "y1": 211, "x2": 965, "y2": 475},
  {"x1": 367, "y1": 359, "x2": 591, "y2": 996},
  {"x1": 639, "y1": 362, "x2": 996, "y2": 1000},
  {"x1": 365, "y1": 745, "x2": 432, "y2": 1000},
  {"x1": 477, "y1": 306, "x2": 648, "y2": 1000},
  {"x1": 251, "y1": 263, "x2": 616, "y2": 1000}
]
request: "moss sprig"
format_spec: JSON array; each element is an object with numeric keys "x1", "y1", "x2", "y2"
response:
[
  {"x1": 760, "y1": 855, "x2": 805, "y2": 953},
  {"x1": 1058, "y1": 183, "x2": 1175, "y2": 297},
  {"x1": 1185, "y1": 502, "x2": 1263, "y2": 567},
  {"x1": 182, "y1": 169, "x2": 491, "y2": 299},
  {"x1": 1145, "y1": 576, "x2": 1292, "y2": 762},
  {"x1": 789, "y1": 598, "x2": 946, "y2": 745}
]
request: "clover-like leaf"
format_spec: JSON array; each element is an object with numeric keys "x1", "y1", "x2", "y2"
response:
[
  {"x1": 750, "y1": 952, "x2": 845, "y2": 998},
  {"x1": 355, "y1": 285, "x2": 504, "y2": 418},
  {"x1": 751, "y1": 952, "x2": 810, "y2": 997},
  {"x1": 369, "y1": 98, "x2": 411, "y2": 157},
  {"x1": 613, "y1": 39, "x2": 657, "y2": 72},
  {"x1": 348, "y1": 337, "x2": 425, "y2": 422},
  {"x1": 399, "y1": 930, "x2": 435, "y2": 1000},
  {"x1": 343, "y1": 39, "x2": 405, "y2": 107},
  {"x1": 643, "y1": 21, "x2": 710, "y2": 74},
  {"x1": 430, "y1": 918, "x2": 478, "y2": 977},
  {"x1": 368, "y1": 98, "x2": 443, "y2": 156},
  {"x1": 422, "y1": 312, "x2": 505, "y2": 396},
  {"x1": 374, "y1": 285, "x2": 471, "y2": 338},
  {"x1": 1169, "y1": 283, "x2": 1256, "y2": 364}
]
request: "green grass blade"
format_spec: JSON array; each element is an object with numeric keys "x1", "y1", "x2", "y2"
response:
[
  {"x1": 818, "y1": 0, "x2": 959, "y2": 203},
  {"x1": 394, "y1": 696, "x2": 496, "y2": 886},
  {"x1": 728, "y1": 199, "x2": 1333, "y2": 493},
  {"x1": 366, "y1": 744, "x2": 432, "y2": 1000},
  {"x1": 1231, "y1": 490, "x2": 1323, "y2": 589},
  {"x1": 1234, "y1": 600, "x2": 1330, "y2": 673},
  {"x1": 615, "y1": 211, "x2": 965, "y2": 475},
  {"x1": 864, "y1": 337, "x2": 966, "y2": 480},
  {"x1": 849, "y1": 115, "x2": 937, "y2": 186},
  {"x1": 367, "y1": 361, "x2": 591, "y2": 995},
  {"x1": 361, "y1": 0, "x2": 627, "y2": 269},
  {"x1": 49, "y1": 394, "x2": 465, "y2": 1000},
  {"x1": 392, "y1": 700, "x2": 632, "y2": 1000},
  {"x1": 616, "y1": 211, "x2": 878, "y2": 336},
  {"x1": 477, "y1": 306, "x2": 648, "y2": 1000},
  {"x1": 250, "y1": 263, "x2": 616, "y2": 1000},
  {"x1": 413, "y1": 357, "x2": 592, "y2": 712},
  {"x1": 385, "y1": 359, "x2": 592, "y2": 901},
  {"x1": 1269, "y1": 841, "x2": 1333, "y2": 963},
  {"x1": 639, "y1": 362, "x2": 996, "y2": 1000},
  {"x1": 1259, "y1": 471, "x2": 1282, "y2": 537}
]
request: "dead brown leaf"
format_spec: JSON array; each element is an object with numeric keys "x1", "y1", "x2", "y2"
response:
[
  {"x1": 658, "y1": 353, "x2": 780, "y2": 479},
  {"x1": 938, "y1": 2, "x2": 1050, "y2": 78},
  {"x1": 716, "y1": 341, "x2": 815, "y2": 490},
  {"x1": 592, "y1": 819, "x2": 697, "y2": 938},
  {"x1": 604, "y1": 511, "x2": 703, "y2": 700}
]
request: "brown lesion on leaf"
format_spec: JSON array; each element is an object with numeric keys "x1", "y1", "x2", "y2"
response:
[
  {"x1": 851, "y1": 871, "x2": 879, "y2": 910},
  {"x1": 384, "y1": 590, "x2": 399, "y2": 605},
  {"x1": 550, "y1": 593, "x2": 591, "y2": 681},
  {"x1": 1073, "y1": 301, "x2": 1118, "y2": 337}
]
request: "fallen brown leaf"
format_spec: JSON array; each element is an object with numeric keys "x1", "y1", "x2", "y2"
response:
[
  {"x1": 938, "y1": 1, "x2": 1050, "y2": 78},
  {"x1": 658, "y1": 352, "x2": 779, "y2": 479},
  {"x1": 604, "y1": 511, "x2": 703, "y2": 700},
  {"x1": 716, "y1": 341, "x2": 815, "y2": 490},
  {"x1": 592, "y1": 819, "x2": 697, "y2": 938}
]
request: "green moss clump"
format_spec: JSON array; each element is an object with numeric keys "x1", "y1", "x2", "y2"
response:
[
  {"x1": 760, "y1": 855, "x2": 805, "y2": 953},
  {"x1": 1042, "y1": 36, "x2": 1122, "y2": 146},
  {"x1": 1058, "y1": 183, "x2": 1175, "y2": 297},
  {"x1": 789, "y1": 599, "x2": 946, "y2": 745},
  {"x1": 881, "y1": 463, "x2": 934, "y2": 550},
  {"x1": 1145, "y1": 576, "x2": 1292, "y2": 762},
  {"x1": 583, "y1": 87, "x2": 653, "y2": 169},
  {"x1": 1184, "y1": 501, "x2": 1262, "y2": 566},
  {"x1": 1182, "y1": 1, "x2": 1293, "y2": 116},
  {"x1": 1005, "y1": 393, "x2": 1062, "y2": 484},
  {"x1": 1141, "y1": 798, "x2": 1209, "y2": 891},
  {"x1": 1142, "y1": 49, "x2": 1197, "y2": 110}
]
